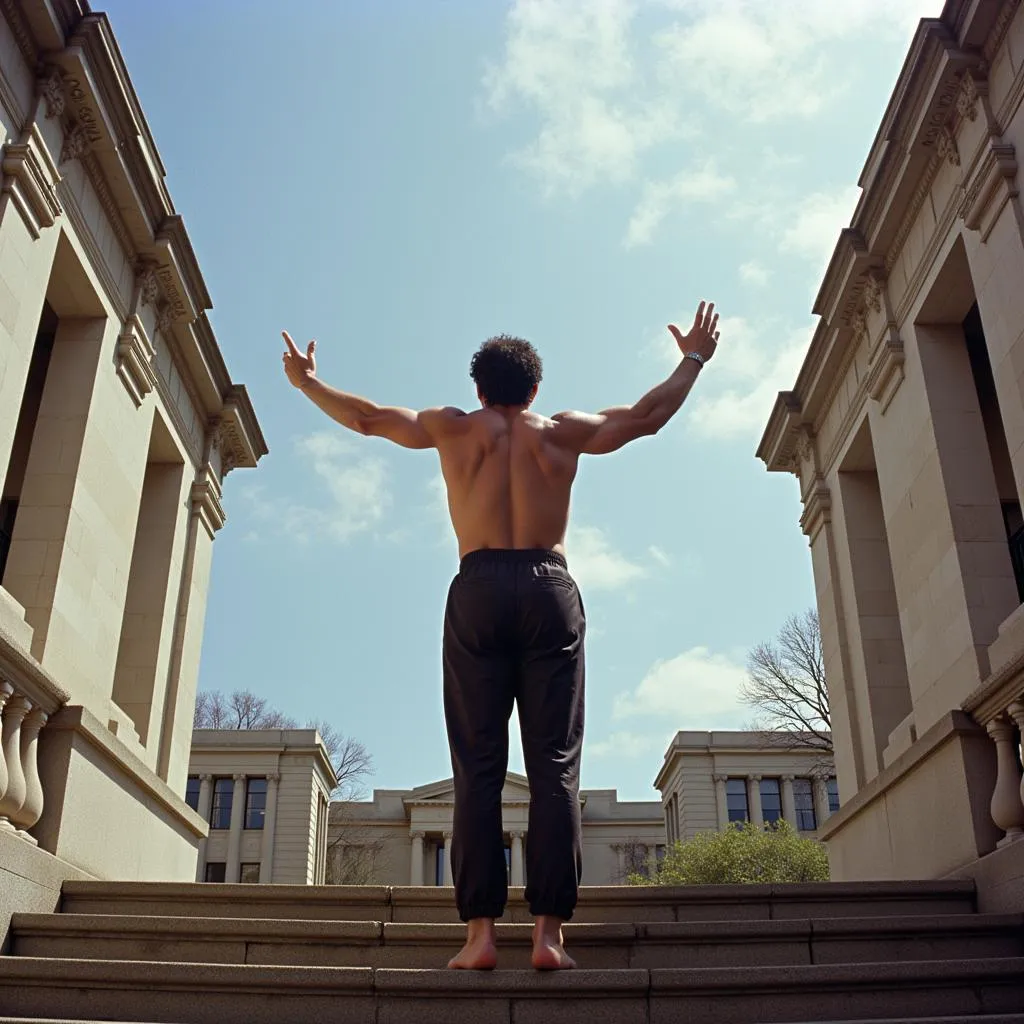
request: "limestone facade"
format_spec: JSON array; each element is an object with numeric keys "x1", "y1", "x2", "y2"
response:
[
  {"x1": 758, "y1": 0, "x2": 1024, "y2": 901},
  {"x1": 187, "y1": 730, "x2": 336, "y2": 885},
  {"x1": 654, "y1": 731, "x2": 839, "y2": 843},
  {"x1": 0, "y1": 0, "x2": 265, "y2": 939},
  {"x1": 331, "y1": 773, "x2": 666, "y2": 887}
]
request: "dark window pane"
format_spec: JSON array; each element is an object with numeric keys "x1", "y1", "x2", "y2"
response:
[
  {"x1": 210, "y1": 777, "x2": 233, "y2": 829},
  {"x1": 245, "y1": 778, "x2": 267, "y2": 830},
  {"x1": 827, "y1": 778, "x2": 840, "y2": 814},
  {"x1": 793, "y1": 778, "x2": 817, "y2": 831},
  {"x1": 760, "y1": 778, "x2": 783, "y2": 824},
  {"x1": 239, "y1": 862, "x2": 261, "y2": 884},
  {"x1": 726, "y1": 778, "x2": 748, "y2": 823},
  {"x1": 185, "y1": 776, "x2": 200, "y2": 812},
  {"x1": 435, "y1": 844, "x2": 445, "y2": 887},
  {"x1": 204, "y1": 862, "x2": 226, "y2": 883}
]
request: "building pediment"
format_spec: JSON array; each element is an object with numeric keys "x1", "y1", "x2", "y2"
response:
[{"x1": 403, "y1": 771, "x2": 532, "y2": 806}]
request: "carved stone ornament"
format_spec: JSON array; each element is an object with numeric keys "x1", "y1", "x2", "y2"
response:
[
  {"x1": 41, "y1": 68, "x2": 65, "y2": 119},
  {"x1": 155, "y1": 304, "x2": 174, "y2": 334},
  {"x1": 956, "y1": 74, "x2": 979, "y2": 122},
  {"x1": 863, "y1": 274, "x2": 883, "y2": 315},
  {"x1": 850, "y1": 311, "x2": 869, "y2": 345},
  {"x1": 139, "y1": 268, "x2": 160, "y2": 307},
  {"x1": 59, "y1": 123, "x2": 90, "y2": 165},
  {"x1": 936, "y1": 127, "x2": 961, "y2": 167}
]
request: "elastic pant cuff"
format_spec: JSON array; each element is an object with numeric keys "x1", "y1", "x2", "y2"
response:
[{"x1": 459, "y1": 905, "x2": 506, "y2": 922}]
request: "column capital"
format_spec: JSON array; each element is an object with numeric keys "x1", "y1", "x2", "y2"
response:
[
  {"x1": 410, "y1": 830, "x2": 425, "y2": 840},
  {"x1": 748, "y1": 773, "x2": 762, "y2": 782},
  {"x1": 443, "y1": 830, "x2": 453, "y2": 840},
  {"x1": 266, "y1": 772, "x2": 281, "y2": 783},
  {"x1": 510, "y1": 830, "x2": 525, "y2": 840},
  {"x1": 199, "y1": 773, "x2": 213, "y2": 782},
  {"x1": 781, "y1": 773, "x2": 795, "y2": 782},
  {"x1": 713, "y1": 773, "x2": 729, "y2": 783},
  {"x1": 233, "y1": 773, "x2": 246, "y2": 782}
]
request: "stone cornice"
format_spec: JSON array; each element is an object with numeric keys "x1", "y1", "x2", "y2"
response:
[
  {"x1": 759, "y1": 5, "x2": 1003, "y2": 475},
  {"x1": 1, "y1": 3, "x2": 267, "y2": 474},
  {"x1": 0, "y1": 123, "x2": 61, "y2": 238}
]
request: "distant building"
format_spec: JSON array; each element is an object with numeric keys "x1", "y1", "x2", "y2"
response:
[
  {"x1": 186, "y1": 729, "x2": 336, "y2": 884},
  {"x1": 654, "y1": 731, "x2": 839, "y2": 844},
  {"x1": 329, "y1": 772, "x2": 666, "y2": 887}
]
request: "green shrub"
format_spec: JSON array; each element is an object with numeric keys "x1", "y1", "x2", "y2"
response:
[{"x1": 629, "y1": 820, "x2": 829, "y2": 886}]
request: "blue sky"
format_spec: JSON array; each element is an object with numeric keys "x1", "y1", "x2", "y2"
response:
[{"x1": 100, "y1": 0, "x2": 940, "y2": 801}]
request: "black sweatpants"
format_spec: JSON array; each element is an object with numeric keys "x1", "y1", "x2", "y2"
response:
[{"x1": 442, "y1": 548, "x2": 586, "y2": 922}]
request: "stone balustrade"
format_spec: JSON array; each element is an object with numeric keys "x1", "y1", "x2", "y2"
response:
[
  {"x1": 963, "y1": 661, "x2": 1024, "y2": 846},
  {"x1": 0, "y1": 625, "x2": 69, "y2": 845}
]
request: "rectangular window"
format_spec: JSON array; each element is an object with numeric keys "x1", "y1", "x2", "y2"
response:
[
  {"x1": 504, "y1": 842, "x2": 511, "y2": 882},
  {"x1": 726, "y1": 778, "x2": 748, "y2": 823},
  {"x1": 760, "y1": 778, "x2": 783, "y2": 825},
  {"x1": 245, "y1": 778, "x2": 267, "y2": 830},
  {"x1": 793, "y1": 778, "x2": 817, "y2": 831},
  {"x1": 204, "y1": 862, "x2": 226, "y2": 883},
  {"x1": 827, "y1": 778, "x2": 840, "y2": 814},
  {"x1": 185, "y1": 776, "x2": 200, "y2": 812},
  {"x1": 210, "y1": 777, "x2": 233, "y2": 829},
  {"x1": 239, "y1": 862, "x2": 261, "y2": 884},
  {"x1": 435, "y1": 844, "x2": 445, "y2": 887}
]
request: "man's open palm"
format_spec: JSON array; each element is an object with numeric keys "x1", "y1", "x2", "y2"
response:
[
  {"x1": 282, "y1": 331, "x2": 317, "y2": 389},
  {"x1": 668, "y1": 301, "x2": 720, "y2": 363}
]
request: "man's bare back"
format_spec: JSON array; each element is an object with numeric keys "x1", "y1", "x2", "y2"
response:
[{"x1": 281, "y1": 302, "x2": 720, "y2": 971}]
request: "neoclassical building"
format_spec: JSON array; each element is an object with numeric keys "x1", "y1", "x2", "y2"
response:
[
  {"x1": 758, "y1": 0, "x2": 1024, "y2": 905},
  {"x1": 654, "y1": 731, "x2": 839, "y2": 844},
  {"x1": 187, "y1": 730, "x2": 336, "y2": 885},
  {"x1": 0, "y1": 0, "x2": 264, "y2": 946},
  {"x1": 330, "y1": 773, "x2": 666, "y2": 887}
]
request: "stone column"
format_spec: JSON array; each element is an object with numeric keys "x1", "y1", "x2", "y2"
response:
[
  {"x1": 510, "y1": 831, "x2": 525, "y2": 886},
  {"x1": 410, "y1": 830, "x2": 425, "y2": 885},
  {"x1": 260, "y1": 773, "x2": 280, "y2": 883},
  {"x1": 14, "y1": 705, "x2": 48, "y2": 839},
  {"x1": 813, "y1": 777, "x2": 831, "y2": 828},
  {"x1": 194, "y1": 774, "x2": 213, "y2": 882},
  {"x1": 443, "y1": 831, "x2": 453, "y2": 886},
  {"x1": 781, "y1": 775, "x2": 797, "y2": 828},
  {"x1": 746, "y1": 775, "x2": 763, "y2": 827},
  {"x1": 713, "y1": 774, "x2": 729, "y2": 829},
  {"x1": 225, "y1": 773, "x2": 246, "y2": 882},
  {"x1": 0, "y1": 695, "x2": 30, "y2": 833}
]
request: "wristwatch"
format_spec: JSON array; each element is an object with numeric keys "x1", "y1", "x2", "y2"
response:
[{"x1": 683, "y1": 351, "x2": 706, "y2": 368}]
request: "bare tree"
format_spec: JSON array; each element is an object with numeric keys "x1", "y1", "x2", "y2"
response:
[
  {"x1": 741, "y1": 610, "x2": 833, "y2": 758},
  {"x1": 193, "y1": 690, "x2": 373, "y2": 798}
]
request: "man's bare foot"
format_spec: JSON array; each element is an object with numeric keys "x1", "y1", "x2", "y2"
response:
[
  {"x1": 531, "y1": 915, "x2": 576, "y2": 970},
  {"x1": 448, "y1": 918, "x2": 498, "y2": 970}
]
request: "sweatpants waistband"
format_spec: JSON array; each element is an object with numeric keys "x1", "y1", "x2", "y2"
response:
[{"x1": 459, "y1": 548, "x2": 567, "y2": 572}]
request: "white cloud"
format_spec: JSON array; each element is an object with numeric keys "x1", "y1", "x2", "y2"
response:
[
  {"x1": 648, "y1": 545, "x2": 671, "y2": 567},
  {"x1": 655, "y1": 0, "x2": 936, "y2": 123},
  {"x1": 779, "y1": 185, "x2": 861, "y2": 274},
  {"x1": 739, "y1": 261, "x2": 769, "y2": 287},
  {"x1": 483, "y1": 0, "x2": 684, "y2": 196},
  {"x1": 242, "y1": 433, "x2": 392, "y2": 545},
  {"x1": 565, "y1": 524, "x2": 647, "y2": 591},
  {"x1": 588, "y1": 730, "x2": 670, "y2": 759},
  {"x1": 624, "y1": 163, "x2": 736, "y2": 247},
  {"x1": 613, "y1": 646, "x2": 750, "y2": 725}
]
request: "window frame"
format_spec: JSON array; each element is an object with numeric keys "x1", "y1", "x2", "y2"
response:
[
  {"x1": 244, "y1": 777, "x2": 267, "y2": 830},
  {"x1": 725, "y1": 777, "x2": 749, "y2": 823},
  {"x1": 210, "y1": 777, "x2": 233, "y2": 830}
]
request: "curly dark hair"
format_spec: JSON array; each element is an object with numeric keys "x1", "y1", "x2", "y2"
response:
[{"x1": 469, "y1": 334, "x2": 543, "y2": 407}]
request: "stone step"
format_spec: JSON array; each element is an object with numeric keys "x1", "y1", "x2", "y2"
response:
[
  {"x1": 11, "y1": 912, "x2": 1023, "y2": 970},
  {"x1": 1, "y1": 955, "x2": 1023, "y2": 1024},
  {"x1": 0, "y1": 956, "x2": 1022, "y2": 1024},
  {"x1": 57, "y1": 879, "x2": 978, "y2": 924}
]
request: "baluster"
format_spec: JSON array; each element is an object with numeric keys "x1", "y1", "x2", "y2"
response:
[
  {"x1": 1008, "y1": 702, "x2": 1024, "y2": 819},
  {"x1": 13, "y1": 705, "x2": 47, "y2": 841},
  {"x1": 0, "y1": 694, "x2": 30, "y2": 832},
  {"x1": 0, "y1": 682, "x2": 13, "y2": 805},
  {"x1": 987, "y1": 716, "x2": 1024, "y2": 844}
]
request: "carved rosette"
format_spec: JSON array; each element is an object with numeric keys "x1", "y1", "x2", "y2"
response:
[
  {"x1": 40, "y1": 68, "x2": 65, "y2": 119},
  {"x1": 59, "y1": 123, "x2": 90, "y2": 165}
]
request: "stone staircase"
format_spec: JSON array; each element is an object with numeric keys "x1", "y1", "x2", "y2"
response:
[{"x1": 0, "y1": 879, "x2": 1022, "y2": 1022}]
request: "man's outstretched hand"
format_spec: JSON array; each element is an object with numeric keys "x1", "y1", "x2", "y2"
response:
[
  {"x1": 668, "y1": 301, "x2": 720, "y2": 365},
  {"x1": 282, "y1": 331, "x2": 317, "y2": 390}
]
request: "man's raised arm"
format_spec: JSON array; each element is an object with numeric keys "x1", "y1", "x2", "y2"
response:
[
  {"x1": 281, "y1": 331, "x2": 466, "y2": 450},
  {"x1": 552, "y1": 301, "x2": 720, "y2": 455}
]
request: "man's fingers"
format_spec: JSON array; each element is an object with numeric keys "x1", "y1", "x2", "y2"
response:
[
  {"x1": 306, "y1": 339, "x2": 317, "y2": 360},
  {"x1": 692, "y1": 301, "x2": 705, "y2": 331},
  {"x1": 703, "y1": 302, "x2": 716, "y2": 331},
  {"x1": 667, "y1": 324, "x2": 684, "y2": 344},
  {"x1": 282, "y1": 331, "x2": 302, "y2": 358}
]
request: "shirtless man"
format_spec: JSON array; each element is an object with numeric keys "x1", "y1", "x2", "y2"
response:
[{"x1": 281, "y1": 300, "x2": 719, "y2": 970}]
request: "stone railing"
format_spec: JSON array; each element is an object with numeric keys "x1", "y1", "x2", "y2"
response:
[
  {"x1": 0, "y1": 625, "x2": 68, "y2": 845},
  {"x1": 963, "y1": 659, "x2": 1024, "y2": 845}
]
